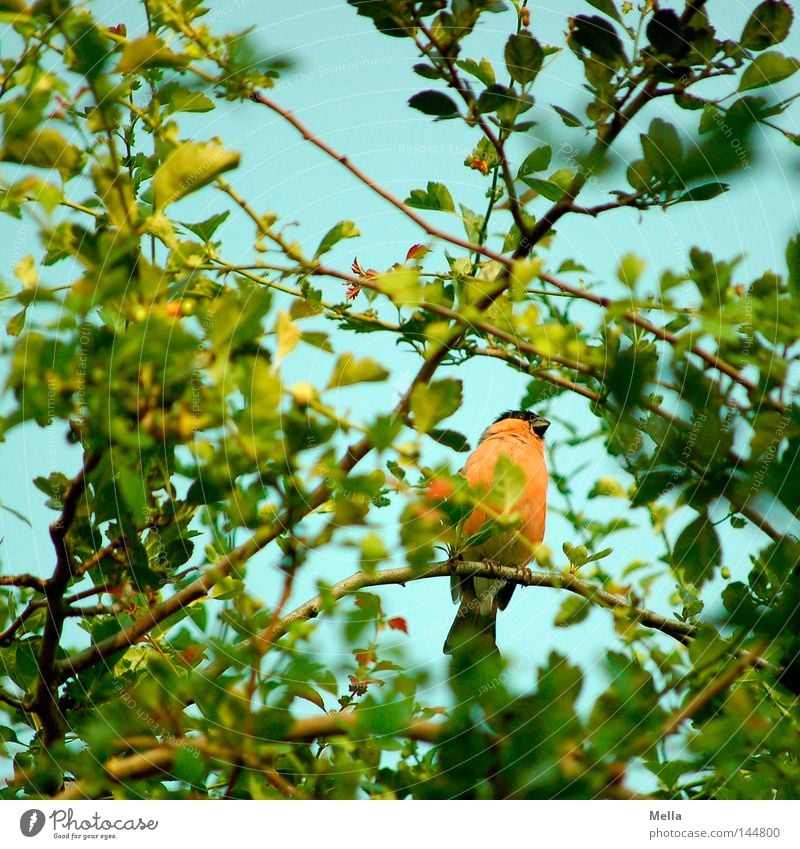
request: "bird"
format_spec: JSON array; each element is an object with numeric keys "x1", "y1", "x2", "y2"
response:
[{"x1": 444, "y1": 409, "x2": 550, "y2": 656}]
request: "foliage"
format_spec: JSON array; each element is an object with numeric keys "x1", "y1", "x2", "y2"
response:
[{"x1": 0, "y1": 0, "x2": 799, "y2": 800}]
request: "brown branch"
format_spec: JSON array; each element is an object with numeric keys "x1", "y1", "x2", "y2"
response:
[
  {"x1": 0, "y1": 583, "x2": 117, "y2": 643},
  {"x1": 283, "y1": 713, "x2": 440, "y2": 744},
  {"x1": 31, "y1": 452, "x2": 100, "y2": 745},
  {"x1": 202, "y1": 556, "x2": 772, "y2": 689},
  {"x1": 277, "y1": 561, "x2": 698, "y2": 647},
  {"x1": 571, "y1": 196, "x2": 650, "y2": 216},
  {"x1": 411, "y1": 21, "x2": 526, "y2": 235},
  {"x1": 64, "y1": 603, "x2": 119, "y2": 617},
  {"x1": 475, "y1": 347, "x2": 602, "y2": 403},
  {"x1": 56, "y1": 744, "x2": 176, "y2": 800},
  {"x1": 657, "y1": 641, "x2": 766, "y2": 741},
  {"x1": 519, "y1": 82, "x2": 660, "y2": 254},
  {"x1": 521, "y1": 0, "x2": 704, "y2": 251},
  {"x1": 310, "y1": 260, "x2": 594, "y2": 375},
  {"x1": 73, "y1": 540, "x2": 124, "y2": 578},
  {"x1": 248, "y1": 90, "x2": 512, "y2": 270},
  {"x1": 538, "y1": 271, "x2": 784, "y2": 412},
  {"x1": 0, "y1": 574, "x2": 46, "y2": 590},
  {"x1": 54, "y1": 713, "x2": 442, "y2": 800},
  {"x1": 0, "y1": 598, "x2": 46, "y2": 644},
  {"x1": 53, "y1": 538, "x2": 272, "y2": 682}
]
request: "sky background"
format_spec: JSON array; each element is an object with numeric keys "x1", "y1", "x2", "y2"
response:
[{"x1": 2, "y1": 0, "x2": 800, "y2": 779}]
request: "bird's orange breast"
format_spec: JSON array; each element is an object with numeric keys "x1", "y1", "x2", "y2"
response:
[{"x1": 462, "y1": 420, "x2": 547, "y2": 565}]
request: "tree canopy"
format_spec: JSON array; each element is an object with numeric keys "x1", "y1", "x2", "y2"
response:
[{"x1": 1, "y1": 0, "x2": 800, "y2": 800}]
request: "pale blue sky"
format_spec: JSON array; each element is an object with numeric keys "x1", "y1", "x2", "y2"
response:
[{"x1": 2, "y1": 1, "x2": 800, "y2": 751}]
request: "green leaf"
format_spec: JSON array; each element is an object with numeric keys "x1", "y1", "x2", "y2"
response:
[
  {"x1": 301, "y1": 331, "x2": 333, "y2": 352},
  {"x1": 178, "y1": 210, "x2": 230, "y2": 243},
  {"x1": 459, "y1": 203, "x2": 484, "y2": 242},
  {"x1": 741, "y1": 1, "x2": 793, "y2": 52},
  {"x1": 504, "y1": 31, "x2": 544, "y2": 85},
  {"x1": 786, "y1": 233, "x2": 800, "y2": 294},
  {"x1": 673, "y1": 182, "x2": 729, "y2": 203},
  {"x1": 617, "y1": 253, "x2": 646, "y2": 288},
  {"x1": 520, "y1": 175, "x2": 565, "y2": 202},
  {"x1": 117, "y1": 467, "x2": 147, "y2": 521},
  {"x1": 171, "y1": 746, "x2": 206, "y2": 787},
  {"x1": 428, "y1": 428, "x2": 470, "y2": 452},
  {"x1": 314, "y1": 220, "x2": 360, "y2": 258},
  {"x1": 569, "y1": 15, "x2": 625, "y2": 63},
  {"x1": 739, "y1": 51, "x2": 799, "y2": 91},
  {"x1": 552, "y1": 104, "x2": 583, "y2": 127},
  {"x1": 378, "y1": 267, "x2": 423, "y2": 306},
  {"x1": 2, "y1": 129, "x2": 82, "y2": 177},
  {"x1": 631, "y1": 470, "x2": 677, "y2": 506},
  {"x1": 476, "y1": 84, "x2": 515, "y2": 115},
  {"x1": 5, "y1": 308, "x2": 26, "y2": 337},
  {"x1": 646, "y1": 9, "x2": 688, "y2": 59},
  {"x1": 347, "y1": 0, "x2": 411, "y2": 38},
  {"x1": 554, "y1": 595, "x2": 591, "y2": 627},
  {"x1": 327, "y1": 354, "x2": 389, "y2": 389},
  {"x1": 410, "y1": 378, "x2": 462, "y2": 433},
  {"x1": 672, "y1": 514, "x2": 721, "y2": 587},
  {"x1": 405, "y1": 181, "x2": 455, "y2": 213},
  {"x1": 153, "y1": 141, "x2": 239, "y2": 210},
  {"x1": 625, "y1": 159, "x2": 653, "y2": 192},
  {"x1": 586, "y1": 0, "x2": 622, "y2": 22},
  {"x1": 688, "y1": 624, "x2": 730, "y2": 670},
  {"x1": 360, "y1": 531, "x2": 388, "y2": 572},
  {"x1": 159, "y1": 84, "x2": 215, "y2": 114},
  {"x1": 117, "y1": 34, "x2": 189, "y2": 73},
  {"x1": 367, "y1": 414, "x2": 403, "y2": 451},
  {"x1": 492, "y1": 454, "x2": 527, "y2": 513},
  {"x1": 408, "y1": 90, "x2": 459, "y2": 117},
  {"x1": 518, "y1": 144, "x2": 552, "y2": 177},
  {"x1": 641, "y1": 118, "x2": 682, "y2": 180},
  {"x1": 456, "y1": 57, "x2": 496, "y2": 87},
  {"x1": 413, "y1": 63, "x2": 442, "y2": 79}
]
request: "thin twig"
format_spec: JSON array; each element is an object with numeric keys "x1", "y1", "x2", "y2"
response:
[
  {"x1": 0, "y1": 574, "x2": 46, "y2": 590},
  {"x1": 539, "y1": 271, "x2": 785, "y2": 413},
  {"x1": 657, "y1": 642, "x2": 767, "y2": 740},
  {"x1": 248, "y1": 91, "x2": 512, "y2": 269}
]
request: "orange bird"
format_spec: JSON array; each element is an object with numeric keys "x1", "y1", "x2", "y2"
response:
[{"x1": 444, "y1": 410, "x2": 550, "y2": 655}]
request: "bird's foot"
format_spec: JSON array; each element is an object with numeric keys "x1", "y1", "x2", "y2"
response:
[{"x1": 517, "y1": 563, "x2": 534, "y2": 582}]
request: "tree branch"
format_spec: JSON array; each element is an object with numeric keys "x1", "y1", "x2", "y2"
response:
[
  {"x1": 276, "y1": 560, "x2": 700, "y2": 646},
  {"x1": 54, "y1": 714, "x2": 442, "y2": 800},
  {"x1": 247, "y1": 90, "x2": 512, "y2": 270},
  {"x1": 31, "y1": 452, "x2": 100, "y2": 745},
  {"x1": 0, "y1": 574, "x2": 46, "y2": 590},
  {"x1": 539, "y1": 271, "x2": 785, "y2": 413},
  {"x1": 657, "y1": 641, "x2": 766, "y2": 742},
  {"x1": 411, "y1": 20, "x2": 526, "y2": 236}
]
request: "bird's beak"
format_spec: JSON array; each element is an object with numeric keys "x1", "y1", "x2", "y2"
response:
[{"x1": 532, "y1": 417, "x2": 550, "y2": 437}]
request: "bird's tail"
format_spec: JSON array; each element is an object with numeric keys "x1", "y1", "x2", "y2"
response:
[{"x1": 443, "y1": 579, "x2": 499, "y2": 656}]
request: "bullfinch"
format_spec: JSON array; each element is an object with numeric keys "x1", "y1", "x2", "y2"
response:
[{"x1": 444, "y1": 409, "x2": 550, "y2": 655}]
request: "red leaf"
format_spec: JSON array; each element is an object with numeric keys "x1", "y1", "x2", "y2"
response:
[
  {"x1": 387, "y1": 616, "x2": 408, "y2": 634},
  {"x1": 405, "y1": 243, "x2": 429, "y2": 262},
  {"x1": 354, "y1": 648, "x2": 376, "y2": 666}
]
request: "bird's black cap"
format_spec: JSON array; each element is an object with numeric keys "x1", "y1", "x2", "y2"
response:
[{"x1": 494, "y1": 409, "x2": 551, "y2": 437}]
